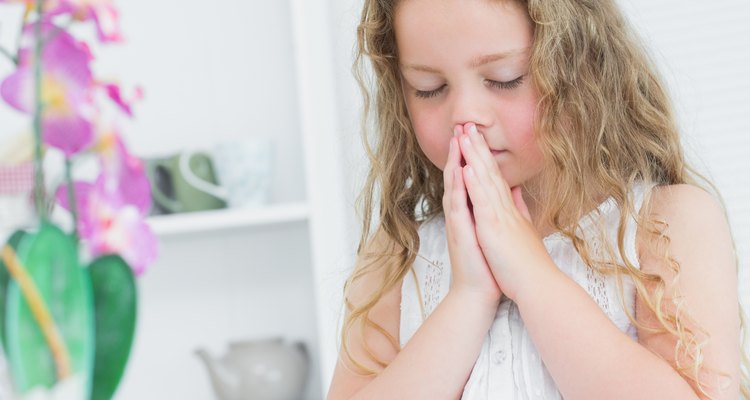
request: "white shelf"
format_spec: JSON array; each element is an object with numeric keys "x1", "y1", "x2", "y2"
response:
[{"x1": 147, "y1": 201, "x2": 309, "y2": 236}]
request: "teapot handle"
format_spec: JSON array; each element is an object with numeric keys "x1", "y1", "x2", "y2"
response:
[{"x1": 179, "y1": 152, "x2": 229, "y2": 201}]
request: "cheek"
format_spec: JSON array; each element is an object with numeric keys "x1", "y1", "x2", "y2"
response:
[
  {"x1": 409, "y1": 105, "x2": 450, "y2": 170},
  {"x1": 502, "y1": 96, "x2": 538, "y2": 150}
]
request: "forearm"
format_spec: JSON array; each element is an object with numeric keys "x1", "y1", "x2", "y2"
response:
[
  {"x1": 514, "y1": 267, "x2": 699, "y2": 400},
  {"x1": 352, "y1": 290, "x2": 497, "y2": 400}
]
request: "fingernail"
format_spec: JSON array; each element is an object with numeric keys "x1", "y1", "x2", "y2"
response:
[
  {"x1": 449, "y1": 139, "x2": 453, "y2": 151},
  {"x1": 469, "y1": 124, "x2": 478, "y2": 136},
  {"x1": 453, "y1": 127, "x2": 460, "y2": 137}
]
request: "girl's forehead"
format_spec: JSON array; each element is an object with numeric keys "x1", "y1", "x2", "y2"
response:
[
  {"x1": 394, "y1": 0, "x2": 532, "y2": 67},
  {"x1": 394, "y1": 0, "x2": 524, "y2": 23}
]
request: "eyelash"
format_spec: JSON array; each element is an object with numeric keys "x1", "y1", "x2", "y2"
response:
[{"x1": 414, "y1": 76, "x2": 525, "y2": 99}]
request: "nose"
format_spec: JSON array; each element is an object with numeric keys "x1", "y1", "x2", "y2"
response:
[{"x1": 450, "y1": 85, "x2": 493, "y2": 131}]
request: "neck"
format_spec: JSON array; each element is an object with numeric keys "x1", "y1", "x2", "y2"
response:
[
  {"x1": 519, "y1": 180, "x2": 613, "y2": 240},
  {"x1": 519, "y1": 180, "x2": 556, "y2": 239}
]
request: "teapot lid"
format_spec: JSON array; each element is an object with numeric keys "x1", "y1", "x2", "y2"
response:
[{"x1": 228, "y1": 337, "x2": 283, "y2": 349}]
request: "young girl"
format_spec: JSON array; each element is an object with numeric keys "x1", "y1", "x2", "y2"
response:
[{"x1": 328, "y1": 0, "x2": 748, "y2": 399}]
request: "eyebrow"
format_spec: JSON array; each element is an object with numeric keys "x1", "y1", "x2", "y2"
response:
[{"x1": 401, "y1": 48, "x2": 528, "y2": 73}]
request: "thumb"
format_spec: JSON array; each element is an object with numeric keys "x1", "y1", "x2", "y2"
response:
[{"x1": 511, "y1": 186, "x2": 532, "y2": 222}]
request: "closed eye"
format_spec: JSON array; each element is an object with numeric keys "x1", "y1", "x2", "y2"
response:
[
  {"x1": 414, "y1": 84, "x2": 446, "y2": 99},
  {"x1": 414, "y1": 76, "x2": 525, "y2": 99},
  {"x1": 486, "y1": 75, "x2": 524, "y2": 90}
]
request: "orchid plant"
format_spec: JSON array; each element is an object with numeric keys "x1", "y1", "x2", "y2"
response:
[{"x1": 0, "y1": 0, "x2": 155, "y2": 398}]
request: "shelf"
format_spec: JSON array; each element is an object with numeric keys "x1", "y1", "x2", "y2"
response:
[{"x1": 147, "y1": 201, "x2": 309, "y2": 236}]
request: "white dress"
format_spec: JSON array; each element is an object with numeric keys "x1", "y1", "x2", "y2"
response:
[{"x1": 400, "y1": 184, "x2": 652, "y2": 399}]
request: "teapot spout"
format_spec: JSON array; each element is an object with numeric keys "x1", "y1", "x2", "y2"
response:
[{"x1": 195, "y1": 348, "x2": 241, "y2": 400}]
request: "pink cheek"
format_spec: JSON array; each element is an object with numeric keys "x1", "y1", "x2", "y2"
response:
[
  {"x1": 412, "y1": 115, "x2": 450, "y2": 167},
  {"x1": 504, "y1": 105, "x2": 537, "y2": 146},
  {"x1": 418, "y1": 135, "x2": 449, "y2": 169}
]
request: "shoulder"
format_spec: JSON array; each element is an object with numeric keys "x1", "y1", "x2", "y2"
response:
[
  {"x1": 637, "y1": 182, "x2": 735, "y2": 278},
  {"x1": 648, "y1": 183, "x2": 727, "y2": 225}
]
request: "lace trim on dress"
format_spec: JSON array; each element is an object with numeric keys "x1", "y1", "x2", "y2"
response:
[
  {"x1": 414, "y1": 253, "x2": 445, "y2": 321},
  {"x1": 584, "y1": 230, "x2": 615, "y2": 320},
  {"x1": 586, "y1": 262, "x2": 614, "y2": 320},
  {"x1": 409, "y1": 267, "x2": 427, "y2": 322}
]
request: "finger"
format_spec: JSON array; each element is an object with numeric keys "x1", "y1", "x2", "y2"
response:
[
  {"x1": 452, "y1": 159, "x2": 470, "y2": 215},
  {"x1": 445, "y1": 126, "x2": 464, "y2": 173},
  {"x1": 511, "y1": 186, "x2": 532, "y2": 222},
  {"x1": 451, "y1": 162, "x2": 481, "y2": 248},
  {"x1": 464, "y1": 123, "x2": 497, "y2": 174},
  {"x1": 464, "y1": 124, "x2": 515, "y2": 211},
  {"x1": 450, "y1": 132, "x2": 474, "y2": 224},
  {"x1": 443, "y1": 138, "x2": 456, "y2": 193},
  {"x1": 459, "y1": 128, "x2": 510, "y2": 213},
  {"x1": 443, "y1": 138, "x2": 460, "y2": 212},
  {"x1": 463, "y1": 164, "x2": 510, "y2": 254},
  {"x1": 468, "y1": 124, "x2": 511, "y2": 194},
  {"x1": 455, "y1": 125, "x2": 467, "y2": 168},
  {"x1": 443, "y1": 126, "x2": 463, "y2": 207},
  {"x1": 467, "y1": 123, "x2": 512, "y2": 197},
  {"x1": 462, "y1": 164, "x2": 493, "y2": 221}
]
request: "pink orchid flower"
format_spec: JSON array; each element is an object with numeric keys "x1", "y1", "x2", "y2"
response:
[
  {"x1": 0, "y1": 23, "x2": 95, "y2": 157},
  {"x1": 55, "y1": 131, "x2": 156, "y2": 275},
  {"x1": 0, "y1": 0, "x2": 62, "y2": 12},
  {"x1": 0, "y1": 0, "x2": 121, "y2": 43},
  {"x1": 56, "y1": 176, "x2": 156, "y2": 275},
  {"x1": 97, "y1": 130, "x2": 151, "y2": 214},
  {"x1": 85, "y1": 189, "x2": 156, "y2": 276},
  {"x1": 100, "y1": 82, "x2": 143, "y2": 117},
  {"x1": 51, "y1": 0, "x2": 122, "y2": 43}
]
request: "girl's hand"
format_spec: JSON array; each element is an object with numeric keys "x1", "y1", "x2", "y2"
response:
[
  {"x1": 443, "y1": 124, "x2": 502, "y2": 307},
  {"x1": 457, "y1": 123, "x2": 555, "y2": 301}
]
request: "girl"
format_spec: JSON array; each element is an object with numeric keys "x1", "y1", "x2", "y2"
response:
[{"x1": 328, "y1": 0, "x2": 748, "y2": 399}]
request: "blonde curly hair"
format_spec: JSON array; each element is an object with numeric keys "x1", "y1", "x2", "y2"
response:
[{"x1": 342, "y1": 0, "x2": 749, "y2": 398}]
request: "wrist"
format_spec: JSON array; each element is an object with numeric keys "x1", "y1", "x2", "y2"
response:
[
  {"x1": 511, "y1": 263, "x2": 566, "y2": 306},
  {"x1": 448, "y1": 285, "x2": 502, "y2": 311}
]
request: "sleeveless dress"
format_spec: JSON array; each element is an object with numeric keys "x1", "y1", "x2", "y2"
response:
[{"x1": 400, "y1": 184, "x2": 652, "y2": 399}]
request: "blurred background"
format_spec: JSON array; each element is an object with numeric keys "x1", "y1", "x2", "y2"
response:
[{"x1": 0, "y1": 0, "x2": 747, "y2": 398}]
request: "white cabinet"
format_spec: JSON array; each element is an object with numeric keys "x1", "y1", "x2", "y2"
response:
[{"x1": 104, "y1": 1, "x2": 349, "y2": 398}]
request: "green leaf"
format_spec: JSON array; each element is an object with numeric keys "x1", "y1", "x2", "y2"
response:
[
  {"x1": 88, "y1": 254, "x2": 137, "y2": 400},
  {"x1": 0, "y1": 230, "x2": 29, "y2": 355},
  {"x1": 5, "y1": 223, "x2": 94, "y2": 395}
]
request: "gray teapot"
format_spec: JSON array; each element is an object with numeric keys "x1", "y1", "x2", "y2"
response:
[{"x1": 195, "y1": 337, "x2": 309, "y2": 400}]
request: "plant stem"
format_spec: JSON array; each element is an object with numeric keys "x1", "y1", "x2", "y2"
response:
[
  {"x1": 0, "y1": 46, "x2": 17, "y2": 65},
  {"x1": 0, "y1": 6, "x2": 30, "y2": 65},
  {"x1": 64, "y1": 158, "x2": 79, "y2": 241},
  {"x1": 1, "y1": 246, "x2": 71, "y2": 380},
  {"x1": 32, "y1": 0, "x2": 46, "y2": 221}
]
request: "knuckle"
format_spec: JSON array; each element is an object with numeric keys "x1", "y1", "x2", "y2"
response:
[{"x1": 486, "y1": 211, "x2": 500, "y2": 226}]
